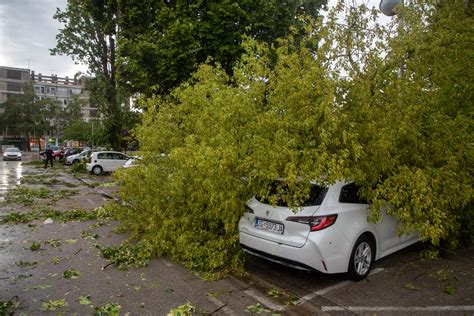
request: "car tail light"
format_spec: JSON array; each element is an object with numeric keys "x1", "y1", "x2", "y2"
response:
[
  {"x1": 286, "y1": 214, "x2": 337, "y2": 231},
  {"x1": 244, "y1": 205, "x2": 254, "y2": 214}
]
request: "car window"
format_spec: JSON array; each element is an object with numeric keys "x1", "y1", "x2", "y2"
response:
[
  {"x1": 111, "y1": 153, "x2": 120, "y2": 159},
  {"x1": 339, "y1": 182, "x2": 368, "y2": 204},
  {"x1": 5, "y1": 148, "x2": 19, "y2": 152},
  {"x1": 98, "y1": 153, "x2": 111, "y2": 159},
  {"x1": 256, "y1": 181, "x2": 328, "y2": 207}
]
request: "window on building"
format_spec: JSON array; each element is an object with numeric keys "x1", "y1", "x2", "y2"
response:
[
  {"x1": 63, "y1": 99, "x2": 67, "y2": 105},
  {"x1": 51, "y1": 87, "x2": 56, "y2": 94},
  {"x1": 58, "y1": 87, "x2": 67, "y2": 96},
  {"x1": 6, "y1": 82, "x2": 21, "y2": 92},
  {"x1": 6, "y1": 70, "x2": 21, "y2": 80},
  {"x1": 46, "y1": 86, "x2": 51, "y2": 94},
  {"x1": 41, "y1": 86, "x2": 45, "y2": 93}
]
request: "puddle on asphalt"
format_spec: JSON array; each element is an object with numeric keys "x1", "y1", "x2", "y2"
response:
[{"x1": 0, "y1": 161, "x2": 24, "y2": 201}]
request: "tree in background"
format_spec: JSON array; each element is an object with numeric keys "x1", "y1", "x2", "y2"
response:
[
  {"x1": 62, "y1": 119, "x2": 106, "y2": 148},
  {"x1": 0, "y1": 82, "x2": 43, "y2": 150},
  {"x1": 52, "y1": 0, "x2": 123, "y2": 150},
  {"x1": 117, "y1": 0, "x2": 327, "y2": 96}
]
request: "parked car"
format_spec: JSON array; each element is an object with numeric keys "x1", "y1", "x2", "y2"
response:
[
  {"x1": 61, "y1": 148, "x2": 82, "y2": 161},
  {"x1": 122, "y1": 156, "x2": 142, "y2": 169},
  {"x1": 86, "y1": 151, "x2": 130, "y2": 175},
  {"x1": 239, "y1": 180, "x2": 419, "y2": 280},
  {"x1": 39, "y1": 145, "x2": 61, "y2": 158},
  {"x1": 3, "y1": 147, "x2": 22, "y2": 161},
  {"x1": 65, "y1": 150, "x2": 91, "y2": 165}
]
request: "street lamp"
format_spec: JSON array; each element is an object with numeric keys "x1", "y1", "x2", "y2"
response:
[{"x1": 379, "y1": 0, "x2": 402, "y2": 16}]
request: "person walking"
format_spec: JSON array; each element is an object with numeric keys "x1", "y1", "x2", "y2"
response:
[{"x1": 44, "y1": 145, "x2": 54, "y2": 168}]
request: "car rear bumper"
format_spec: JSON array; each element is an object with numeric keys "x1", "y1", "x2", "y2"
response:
[
  {"x1": 239, "y1": 226, "x2": 351, "y2": 274},
  {"x1": 239, "y1": 230, "x2": 329, "y2": 273}
]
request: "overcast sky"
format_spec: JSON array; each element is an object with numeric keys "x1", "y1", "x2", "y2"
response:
[
  {"x1": 0, "y1": 0, "x2": 388, "y2": 78},
  {"x1": 0, "y1": 0, "x2": 87, "y2": 77}
]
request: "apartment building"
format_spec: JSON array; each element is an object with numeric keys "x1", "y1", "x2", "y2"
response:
[
  {"x1": 0, "y1": 66, "x2": 31, "y2": 112},
  {"x1": 0, "y1": 65, "x2": 97, "y2": 120},
  {"x1": 0, "y1": 65, "x2": 98, "y2": 150},
  {"x1": 30, "y1": 71, "x2": 97, "y2": 121}
]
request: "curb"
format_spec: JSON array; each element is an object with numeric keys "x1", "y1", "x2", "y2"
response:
[{"x1": 77, "y1": 177, "x2": 121, "y2": 202}]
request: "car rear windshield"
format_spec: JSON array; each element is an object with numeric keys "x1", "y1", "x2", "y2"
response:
[
  {"x1": 5, "y1": 148, "x2": 19, "y2": 152},
  {"x1": 256, "y1": 181, "x2": 328, "y2": 207}
]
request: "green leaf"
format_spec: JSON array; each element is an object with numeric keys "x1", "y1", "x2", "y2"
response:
[
  {"x1": 77, "y1": 295, "x2": 92, "y2": 305},
  {"x1": 94, "y1": 302, "x2": 121, "y2": 316},
  {"x1": 63, "y1": 269, "x2": 81, "y2": 279},
  {"x1": 40, "y1": 299, "x2": 68, "y2": 311},
  {"x1": 245, "y1": 303, "x2": 271, "y2": 314}
]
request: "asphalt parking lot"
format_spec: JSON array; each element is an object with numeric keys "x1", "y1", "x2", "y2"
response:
[
  {"x1": 0, "y1": 159, "x2": 473, "y2": 315},
  {"x1": 243, "y1": 242, "x2": 474, "y2": 315}
]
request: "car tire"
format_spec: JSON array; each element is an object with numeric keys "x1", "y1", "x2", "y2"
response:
[
  {"x1": 92, "y1": 165, "x2": 103, "y2": 175},
  {"x1": 348, "y1": 234, "x2": 375, "y2": 281}
]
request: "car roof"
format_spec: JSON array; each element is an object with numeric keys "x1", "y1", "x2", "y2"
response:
[{"x1": 94, "y1": 151, "x2": 126, "y2": 154}]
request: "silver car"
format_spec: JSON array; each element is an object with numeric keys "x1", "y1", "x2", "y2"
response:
[
  {"x1": 65, "y1": 150, "x2": 91, "y2": 165},
  {"x1": 3, "y1": 147, "x2": 22, "y2": 161}
]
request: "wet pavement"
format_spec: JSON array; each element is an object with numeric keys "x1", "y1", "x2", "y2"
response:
[
  {"x1": 0, "y1": 157, "x2": 473, "y2": 315},
  {"x1": 0, "y1": 161, "x2": 24, "y2": 202},
  {"x1": 0, "y1": 160, "x2": 297, "y2": 315}
]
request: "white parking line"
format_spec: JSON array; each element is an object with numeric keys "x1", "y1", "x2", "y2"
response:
[
  {"x1": 322, "y1": 305, "x2": 474, "y2": 312},
  {"x1": 295, "y1": 268, "x2": 385, "y2": 305},
  {"x1": 207, "y1": 296, "x2": 238, "y2": 316},
  {"x1": 244, "y1": 289, "x2": 286, "y2": 311}
]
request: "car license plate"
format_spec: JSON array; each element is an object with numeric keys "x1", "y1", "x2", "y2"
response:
[{"x1": 255, "y1": 218, "x2": 284, "y2": 234}]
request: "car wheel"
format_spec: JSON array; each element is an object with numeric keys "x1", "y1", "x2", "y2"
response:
[
  {"x1": 92, "y1": 165, "x2": 103, "y2": 175},
  {"x1": 348, "y1": 234, "x2": 375, "y2": 281}
]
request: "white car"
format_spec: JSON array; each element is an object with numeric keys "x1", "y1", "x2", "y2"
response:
[
  {"x1": 86, "y1": 151, "x2": 130, "y2": 175},
  {"x1": 239, "y1": 181, "x2": 419, "y2": 280},
  {"x1": 3, "y1": 147, "x2": 22, "y2": 161},
  {"x1": 123, "y1": 156, "x2": 142, "y2": 168},
  {"x1": 65, "y1": 150, "x2": 91, "y2": 165}
]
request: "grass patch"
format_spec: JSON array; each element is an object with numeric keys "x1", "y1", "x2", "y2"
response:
[
  {"x1": 3, "y1": 185, "x2": 77, "y2": 206},
  {"x1": 20, "y1": 174, "x2": 77, "y2": 187},
  {"x1": 0, "y1": 205, "x2": 115, "y2": 224},
  {"x1": 22, "y1": 160, "x2": 44, "y2": 167}
]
